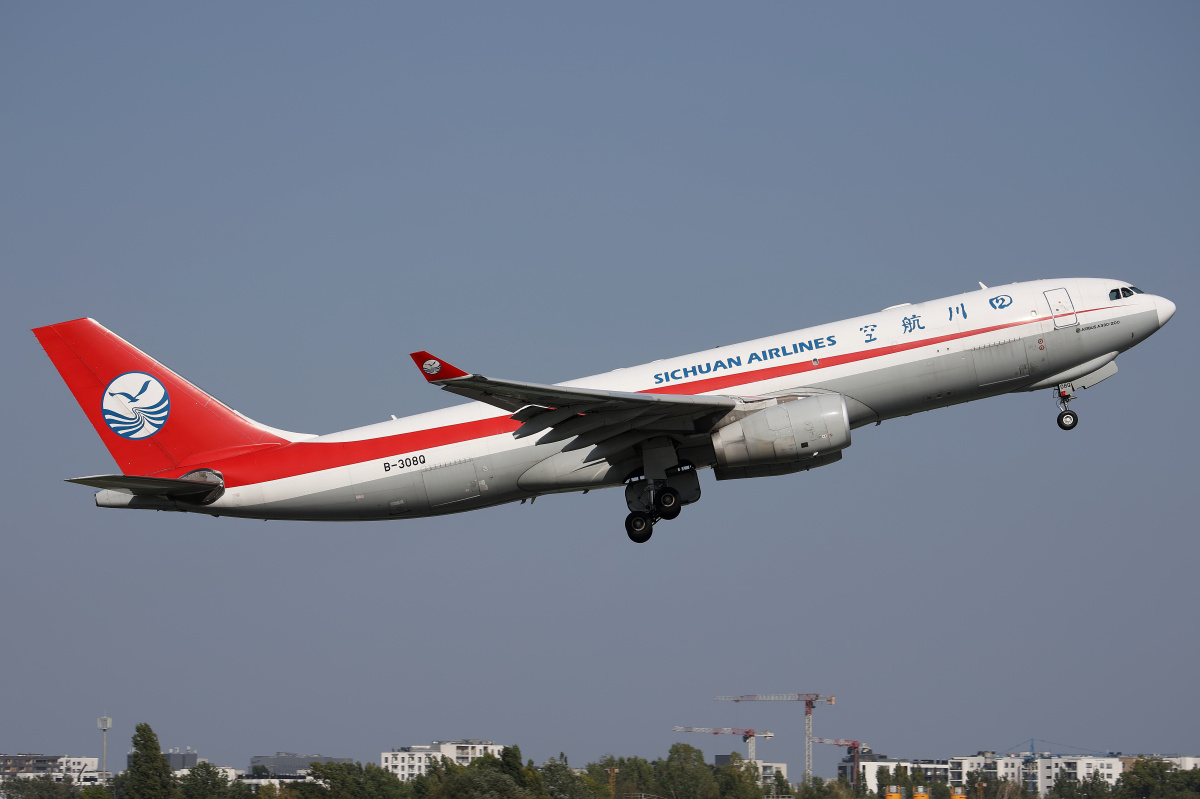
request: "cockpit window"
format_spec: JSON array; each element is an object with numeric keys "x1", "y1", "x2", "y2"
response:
[
  {"x1": 1109, "y1": 289, "x2": 1122, "y2": 301},
  {"x1": 1121, "y1": 287, "x2": 1134, "y2": 298},
  {"x1": 1129, "y1": 286, "x2": 1144, "y2": 294}
]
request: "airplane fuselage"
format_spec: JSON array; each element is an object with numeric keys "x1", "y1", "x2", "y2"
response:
[{"x1": 43, "y1": 278, "x2": 1174, "y2": 528}]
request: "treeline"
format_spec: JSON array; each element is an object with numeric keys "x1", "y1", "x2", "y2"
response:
[{"x1": 3, "y1": 725, "x2": 1197, "y2": 799}]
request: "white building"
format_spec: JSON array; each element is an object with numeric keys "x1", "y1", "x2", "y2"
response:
[
  {"x1": 948, "y1": 752, "x2": 1124, "y2": 797},
  {"x1": 843, "y1": 756, "x2": 949, "y2": 795},
  {"x1": 174, "y1": 764, "x2": 240, "y2": 782},
  {"x1": 381, "y1": 740, "x2": 506, "y2": 781},
  {"x1": 1, "y1": 756, "x2": 101, "y2": 784}
]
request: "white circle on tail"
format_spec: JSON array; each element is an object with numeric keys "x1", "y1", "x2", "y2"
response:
[
  {"x1": 422, "y1": 359, "x2": 442, "y2": 375},
  {"x1": 101, "y1": 372, "x2": 171, "y2": 439}
]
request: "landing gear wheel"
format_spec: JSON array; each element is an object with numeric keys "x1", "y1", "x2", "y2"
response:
[
  {"x1": 655, "y1": 487, "x2": 682, "y2": 520},
  {"x1": 1057, "y1": 410, "x2": 1079, "y2": 430},
  {"x1": 625, "y1": 512, "x2": 653, "y2": 543}
]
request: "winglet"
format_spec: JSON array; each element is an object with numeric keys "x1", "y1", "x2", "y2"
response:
[{"x1": 409, "y1": 351, "x2": 470, "y2": 382}]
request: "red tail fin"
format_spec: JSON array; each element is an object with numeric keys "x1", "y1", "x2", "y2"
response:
[{"x1": 33, "y1": 318, "x2": 290, "y2": 476}]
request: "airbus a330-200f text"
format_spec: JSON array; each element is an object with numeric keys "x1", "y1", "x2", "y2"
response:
[{"x1": 34, "y1": 278, "x2": 1175, "y2": 542}]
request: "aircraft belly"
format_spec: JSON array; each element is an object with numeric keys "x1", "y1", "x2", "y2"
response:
[
  {"x1": 235, "y1": 485, "x2": 364, "y2": 520},
  {"x1": 817, "y1": 349, "x2": 979, "y2": 419}
]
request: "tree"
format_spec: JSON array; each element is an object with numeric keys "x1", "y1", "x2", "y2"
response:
[
  {"x1": 963, "y1": 771, "x2": 1035, "y2": 799},
  {"x1": 1051, "y1": 771, "x2": 1113, "y2": 799},
  {"x1": 126, "y1": 724, "x2": 177, "y2": 799},
  {"x1": 444, "y1": 770, "x2": 532, "y2": 799},
  {"x1": 1, "y1": 775, "x2": 80, "y2": 799},
  {"x1": 541, "y1": 756, "x2": 603, "y2": 799},
  {"x1": 500, "y1": 748, "x2": 527, "y2": 789},
  {"x1": 585, "y1": 756, "x2": 656, "y2": 799},
  {"x1": 774, "y1": 771, "x2": 795, "y2": 797},
  {"x1": 653, "y1": 744, "x2": 719, "y2": 799},
  {"x1": 179, "y1": 763, "x2": 229, "y2": 799},
  {"x1": 297, "y1": 762, "x2": 412, "y2": 799},
  {"x1": 713, "y1": 753, "x2": 760, "y2": 799}
]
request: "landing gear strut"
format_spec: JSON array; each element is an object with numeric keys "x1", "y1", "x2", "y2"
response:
[{"x1": 1055, "y1": 384, "x2": 1079, "y2": 430}]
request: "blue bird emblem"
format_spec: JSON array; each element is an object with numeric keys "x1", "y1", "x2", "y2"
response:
[
  {"x1": 101, "y1": 372, "x2": 170, "y2": 439},
  {"x1": 108, "y1": 379, "x2": 152, "y2": 404}
]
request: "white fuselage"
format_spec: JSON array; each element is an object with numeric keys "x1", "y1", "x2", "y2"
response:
[{"x1": 96, "y1": 278, "x2": 1173, "y2": 520}]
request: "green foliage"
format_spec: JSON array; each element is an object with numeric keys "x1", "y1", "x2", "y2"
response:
[
  {"x1": 297, "y1": 762, "x2": 413, "y2": 799},
  {"x1": 653, "y1": 744, "x2": 719, "y2": 799},
  {"x1": 179, "y1": 763, "x2": 230, "y2": 799},
  {"x1": 126, "y1": 724, "x2": 177, "y2": 799},
  {"x1": 962, "y1": 770, "x2": 1035, "y2": 799},
  {"x1": 797, "y1": 775, "x2": 853, "y2": 799},
  {"x1": 585, "y1": 755, "x2": 656, "y2": 799},
  {"x1": 774, "y1": 771, "x2": 795, "y2": 797},
  {"x1": 81, "y1": 787, "x2": 114, "y2": 799},
  {"x1": 1113, "y1": 760, "x2": 1200, "y2": 799},
  {"x1": 930, "y1": 783, "x2": 952, "y2": 799},
  {"x1": 713, "y1": 753, "x2": 760, "y2": 799},
  {"x1": 500, "y1": 749, "x2": 527, "y2": 789},
  {"x1": 1, "y1": 776, "x2": 81, "y2": 799},
  {"x1": 1050, "y1": 771, "x2": 1113, "y2": 799},
  {"x1": 540, "y1": 756, "x2": 604, "y2": 799}
]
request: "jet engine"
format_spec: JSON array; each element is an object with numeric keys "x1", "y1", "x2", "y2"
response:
[{"x1": 710, "y1": 394, "x2": 851, "y2": 480}]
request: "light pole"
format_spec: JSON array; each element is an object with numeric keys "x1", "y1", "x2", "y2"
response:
[{"x1": 98, "y1": 717, "x2": 112, "y2": 784}]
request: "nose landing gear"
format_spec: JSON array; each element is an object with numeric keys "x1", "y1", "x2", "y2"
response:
[{"x1": 1055, "y1": 384, "x2": 1079, "y2": 430}]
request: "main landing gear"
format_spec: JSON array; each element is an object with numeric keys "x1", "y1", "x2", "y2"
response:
[
  {"x1": 623, "y1": 485, "x2": 685, "y2": 543},
  {"x1": 1055, "y1": 383, "x2": 1079, "y2": 430},
  {"x1": 623, "y1": 468, "x2": 699, "y2": 543},
  {"x1": 622, "y1": 439, "x2": 702, "y2": 542}
]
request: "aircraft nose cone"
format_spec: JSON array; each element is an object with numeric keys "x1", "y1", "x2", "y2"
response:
[{"x1": 1156, "y1": 296, "x2": 1176, "y2": 328}]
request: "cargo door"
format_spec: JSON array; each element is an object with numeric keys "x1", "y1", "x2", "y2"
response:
[
  {"x1": 972, "y1": 340, "x2": 1029, "y2": 386},
  {"x1": 422, "y1": 460, "x2": 481, "y2": 508},
  {"x1": 1044, "y1": 288, "x2": 1078, "y2": 327}
]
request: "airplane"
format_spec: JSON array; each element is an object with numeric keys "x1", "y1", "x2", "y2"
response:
[{"x1": 33, "y1": 278, "x2": 1175, "y2": 543}]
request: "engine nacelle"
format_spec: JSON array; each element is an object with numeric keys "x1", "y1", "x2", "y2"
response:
[{"x1": 711, "y1": 394, "x2": 851, "y2": 471}]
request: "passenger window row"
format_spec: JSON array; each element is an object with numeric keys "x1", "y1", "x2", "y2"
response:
[{"x1": 1108, "y1": 286, "x2": 1144, "y2": 300}]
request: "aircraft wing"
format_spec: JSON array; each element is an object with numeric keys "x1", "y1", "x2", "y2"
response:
[{"x1": 409, "y1": 351, "x2": 736, "y2": 460}]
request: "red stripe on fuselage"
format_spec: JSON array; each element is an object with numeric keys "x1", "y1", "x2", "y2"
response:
[
  {"x1": 643, "y1": 310, "x2": 1085, "y2": 395},
  {"x1": 177, "y1": 415, "x2": 522, "y2": 488},
  {"x1": 179, "y1": 305, "x2": 1119, "y2": 488}
]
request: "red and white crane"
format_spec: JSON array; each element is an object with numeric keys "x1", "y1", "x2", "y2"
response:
[
  {"x1": 715, "y1": 694, "x2": 835, "y2": 780},
  {"x1": 671, "y1": 727, "x2": 774, "y2": 762},
  {"x1": 811, "y1": 738, "x2": 868, "y2": 790}
]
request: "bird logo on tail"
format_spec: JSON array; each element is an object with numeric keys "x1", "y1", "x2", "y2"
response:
[{"x1": 101, "y1": 372, "x2": 171, "y2": 439}]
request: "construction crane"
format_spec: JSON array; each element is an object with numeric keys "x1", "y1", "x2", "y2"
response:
[
  {"x1": 811, "y1": 738, "x2": 868, "y2": 791},
  {"x1": 715, "y1": 694, "x2": 835, "y2": 780},
  {"x1": 672, "y1": 727, "x2": 775, "y2": 762}
]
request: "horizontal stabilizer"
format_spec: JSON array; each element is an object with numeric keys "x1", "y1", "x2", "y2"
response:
[{"x1": 66, "y1": 474, "x2": 223, "y2": 498}]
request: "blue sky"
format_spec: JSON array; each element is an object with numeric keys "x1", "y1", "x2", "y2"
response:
[{"x1": 3, "y1": 2, "x2": 1197, "y2": 777}]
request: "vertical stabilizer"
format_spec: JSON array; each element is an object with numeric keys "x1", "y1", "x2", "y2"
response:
[{"x1": 33, "y1": 318, "x2": 290, "y2": 476}]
